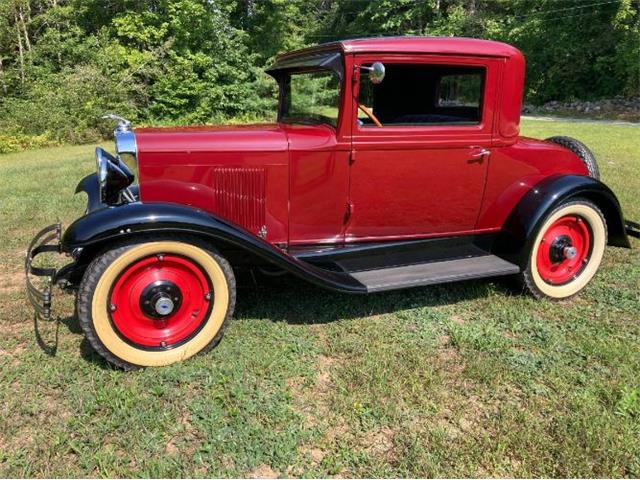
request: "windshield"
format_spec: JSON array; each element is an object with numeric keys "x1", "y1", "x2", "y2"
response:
[{"x1": 281, "y1": 69, "x2": 342, "y2": 127}]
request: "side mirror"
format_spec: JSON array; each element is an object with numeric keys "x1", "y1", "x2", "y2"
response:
[{"x1": 361, "y1": 62, "x2": 385, "y2": 84}]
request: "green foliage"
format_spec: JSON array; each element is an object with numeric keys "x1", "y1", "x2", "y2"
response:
[
  {"x1": 312, "y1": 0, "x2": 639, "y2": 103},
  {"x1": 0, "y1": 0, "x2": 638, "y2": 147},
  {"x1": 616, "y1": 386, "x2": 640, "y2": 418},
  {"x1": 0, "y1": 132, "x2": 57, "y2": 154}
]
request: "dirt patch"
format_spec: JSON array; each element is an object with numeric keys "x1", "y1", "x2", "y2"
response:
[
  {"x1": 502, "y1": 330, "x2": 518, "y2": 340},
  {"x1": 437, "y1": 345, "x2": 463, "y2": 374},
  {"x1": 308, "y1": 448, "x2": 325, "y2": 463},
  {"x1": 0, "y1": 271, "x2": 25, "y2": 295},
  {"x1": 0, "y1": 343, "x2": 27, "y2": 361},
  {"x1": 247, "y1": 464, "x2": 279, "y2": 479},
  {"x1": 165, "y1": 438, "x2": 178, "y2": 455},
  {"x1": 288, "y1": 344, "x2": 345, "y2": 468},
  {"x1": 176, "y1": 411, "x2": 204, "y2": 457},
  {"x1": 0, "y1": 318, "x2": 30, "y2": 335},
  {"x1": 361, "y1": 426, "x2": 396, "y2": 461}
]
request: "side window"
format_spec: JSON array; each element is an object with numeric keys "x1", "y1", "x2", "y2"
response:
[
  {"x1": 357, "y1": 64, "x2": 485, "y2": 127},
  {"x1": 282, "y1": 70, "x2": 341, "y2": 127}
]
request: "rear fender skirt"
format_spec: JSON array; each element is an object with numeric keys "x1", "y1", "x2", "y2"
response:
[
  {"x1": 61, "y1": 202, "x2": 366, "y2": 293},
  {"x1": 495, "y1": 175, "x2": 630, "y2": 267}
]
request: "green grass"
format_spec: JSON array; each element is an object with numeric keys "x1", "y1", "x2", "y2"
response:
[{"x1": 1, "y1": 120, "x2": 639, "y2": 477}]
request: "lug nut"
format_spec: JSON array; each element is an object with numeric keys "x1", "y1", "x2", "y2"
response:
[
  {"x1": 109, "y1": 304, "x2": 117, "y2": 312},
  {"x1": 204, "y1": 292, "x2": 212, "y2": 301}
]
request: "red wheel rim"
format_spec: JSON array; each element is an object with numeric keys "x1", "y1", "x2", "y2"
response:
[
  {"x1": 536, "y1": 215, "x2": 591, "y2": 285},
  {"x1": 109, "y1": 254, "x2": 212, "y2": 348}
]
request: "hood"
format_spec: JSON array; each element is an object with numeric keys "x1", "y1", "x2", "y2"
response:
[
  {"x1": 134, "y1": 123, "x2": 289, "y2": 154},
  {"x1": 134, "y1": 123, "x2": 292, "y2": 243}
]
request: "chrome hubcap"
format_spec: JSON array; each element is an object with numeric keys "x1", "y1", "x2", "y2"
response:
[
  {"x1": 154, "y1": 297, "x2": 175, "y2": 316},
  {"x1": 563, "y1": 246, "x2": 578, "y2": 260}
]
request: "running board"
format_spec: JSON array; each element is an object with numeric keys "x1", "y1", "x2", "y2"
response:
[{"x1": 345, "y1": 255, "x2": 520, "y2": 293}]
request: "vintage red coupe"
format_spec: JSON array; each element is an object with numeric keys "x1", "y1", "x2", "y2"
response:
[{"x1": 26, "y1": 37, "x2": 638, "y2": 369}]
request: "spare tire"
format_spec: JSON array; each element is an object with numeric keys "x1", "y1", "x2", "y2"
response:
[{"x1": 545, "y1": 136, "x2": 600, "y2": 179}]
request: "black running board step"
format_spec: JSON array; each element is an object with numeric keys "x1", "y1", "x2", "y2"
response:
[{"x1": 348, "y1": 255, "x2": 520, "y2": 293}]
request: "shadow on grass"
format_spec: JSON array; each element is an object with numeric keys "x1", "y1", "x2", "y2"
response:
[
  {"x1": 235, "y1": 271, "x2": 518, "y2": 325},
  {"x1": 34, "y1": 271, "x2": 518, "y2": 368},
  {"x1": 33, "y1": 301, "x2": 116, "y2": 369},
  {"x1": 33, "y1": 312, "x2": 59, "y2": 356}
]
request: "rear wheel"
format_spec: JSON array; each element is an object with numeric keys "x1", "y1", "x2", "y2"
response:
[
  {"x1": 545, "y1": 136, "x2": 600, "y2": 179},
  {"x1": 77, "y1": 237, "x2": 235, "y2": 369},
  {"x1": 520, "y1": 199, "x2": 607, "y2": 300}
]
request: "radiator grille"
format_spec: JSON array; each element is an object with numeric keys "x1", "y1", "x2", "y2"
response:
[{"x1": 213, "y1": 167, "x2": 266, "y2": 233}]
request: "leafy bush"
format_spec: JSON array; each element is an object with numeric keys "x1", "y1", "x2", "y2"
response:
[
  {"x1": 0, "y1": 133, "x2": 58, "y2": 154},
  {"x1": 0, "y1": 64, "x2": 134, "y2": 144}
]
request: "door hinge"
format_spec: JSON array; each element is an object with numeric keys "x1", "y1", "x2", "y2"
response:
[
  {"x1": 344, "y1": 201, "x2": 353, "y2": 224},
  {"x1": 349, "y1": 150, "x2": 356, "y2": 165}
]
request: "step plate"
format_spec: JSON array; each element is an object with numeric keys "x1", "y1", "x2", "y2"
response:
[{"x1": 349, "y1": 255, "x2": 520, "y2": 293}]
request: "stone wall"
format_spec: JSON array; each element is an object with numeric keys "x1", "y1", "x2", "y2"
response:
[{"x1": 523, "y1": 97, "x2": 640, "y2": 121}]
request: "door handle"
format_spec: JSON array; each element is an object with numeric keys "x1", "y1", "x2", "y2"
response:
[{"x1": 468, "y1": 147, "x2": 490, "y2": 163}]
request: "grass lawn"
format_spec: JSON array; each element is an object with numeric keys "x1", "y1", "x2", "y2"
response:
[{"x1": 1, "y1": 119, "x2": 639, "y2": 477}]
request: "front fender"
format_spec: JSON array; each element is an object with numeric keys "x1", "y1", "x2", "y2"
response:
[
  {"x1": 75, "y1": 173, "x2": 104, "y2": 213},
  {"x1": 75, "y1": 173, "x2": 140, "y2": 213},
  {"x1": 61, "y1": 202, "x2": 366, "y2": 293},
  {"x1": 495, "y1": 175, "x2": 631, "y2": 267}
]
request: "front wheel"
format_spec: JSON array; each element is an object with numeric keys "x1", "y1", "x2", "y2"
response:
[
  {"x1": 77, "y1": 237, "x2": 236, "y2": 369},
  {"x1": 520, "y1": 199, "x2": 607, "y2": 300}
]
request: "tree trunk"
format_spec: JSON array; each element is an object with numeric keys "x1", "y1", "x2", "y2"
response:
[
  {"x1": 0, "y1": 57, "x2": 7, "y2": 94},
  {"x1": 14, "y1": 11, "x2": 25, "y2": 84},
  {"x1": 18, "y1": 5, "x2": 31, "y2": 52},
  {"x1": 468, "y1": 0, "x2": 476, "y2": 16}
]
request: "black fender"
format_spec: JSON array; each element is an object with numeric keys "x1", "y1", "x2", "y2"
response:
[
  {"x1": 61, "y1": 201, "x2": 366, "y2": 294},
  {"x1": 75, "y1": 173, "x2": 104, "y2": 213},
  {"x1": 495, "y1": 174, "x2": 631, "y2": 267},
  {"x1": 75, "y1": 173, "x2": 140, "y2": 213}
]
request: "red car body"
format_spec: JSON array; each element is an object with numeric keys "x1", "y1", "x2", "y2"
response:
[{"x1": 135, "y1": 37, "x2": 588, "y2": 248}]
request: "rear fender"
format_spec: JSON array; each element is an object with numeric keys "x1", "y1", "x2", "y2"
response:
[
  {"x1": 495, "y1": 175, "x2": 630, "y2": 267},
  {"x1": 61, "y1": 202, "x2": 365, "y2": 293}
]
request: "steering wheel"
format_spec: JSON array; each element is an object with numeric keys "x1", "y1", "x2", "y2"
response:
[{"x1": 358, "y1": 104, "x2": 383, "y2": 128}]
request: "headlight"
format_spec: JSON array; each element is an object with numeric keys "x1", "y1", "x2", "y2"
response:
[
  {"x1": 95, "y1": 147, "x2": 134, "y2": 204},
  {"x1": 96, "y1": 149, "x2": 109, "y2": 190},
  {"x1": 114, "y1": 128, "x2": 138, "y2": 183}
]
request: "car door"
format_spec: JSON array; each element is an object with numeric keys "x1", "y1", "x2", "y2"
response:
[
  {"x1": 346, "y1": 54, "x2": 501, "y2": 242},
  {"x1": 282, "y1": 65, "x2": 353, "y2": 246}
]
